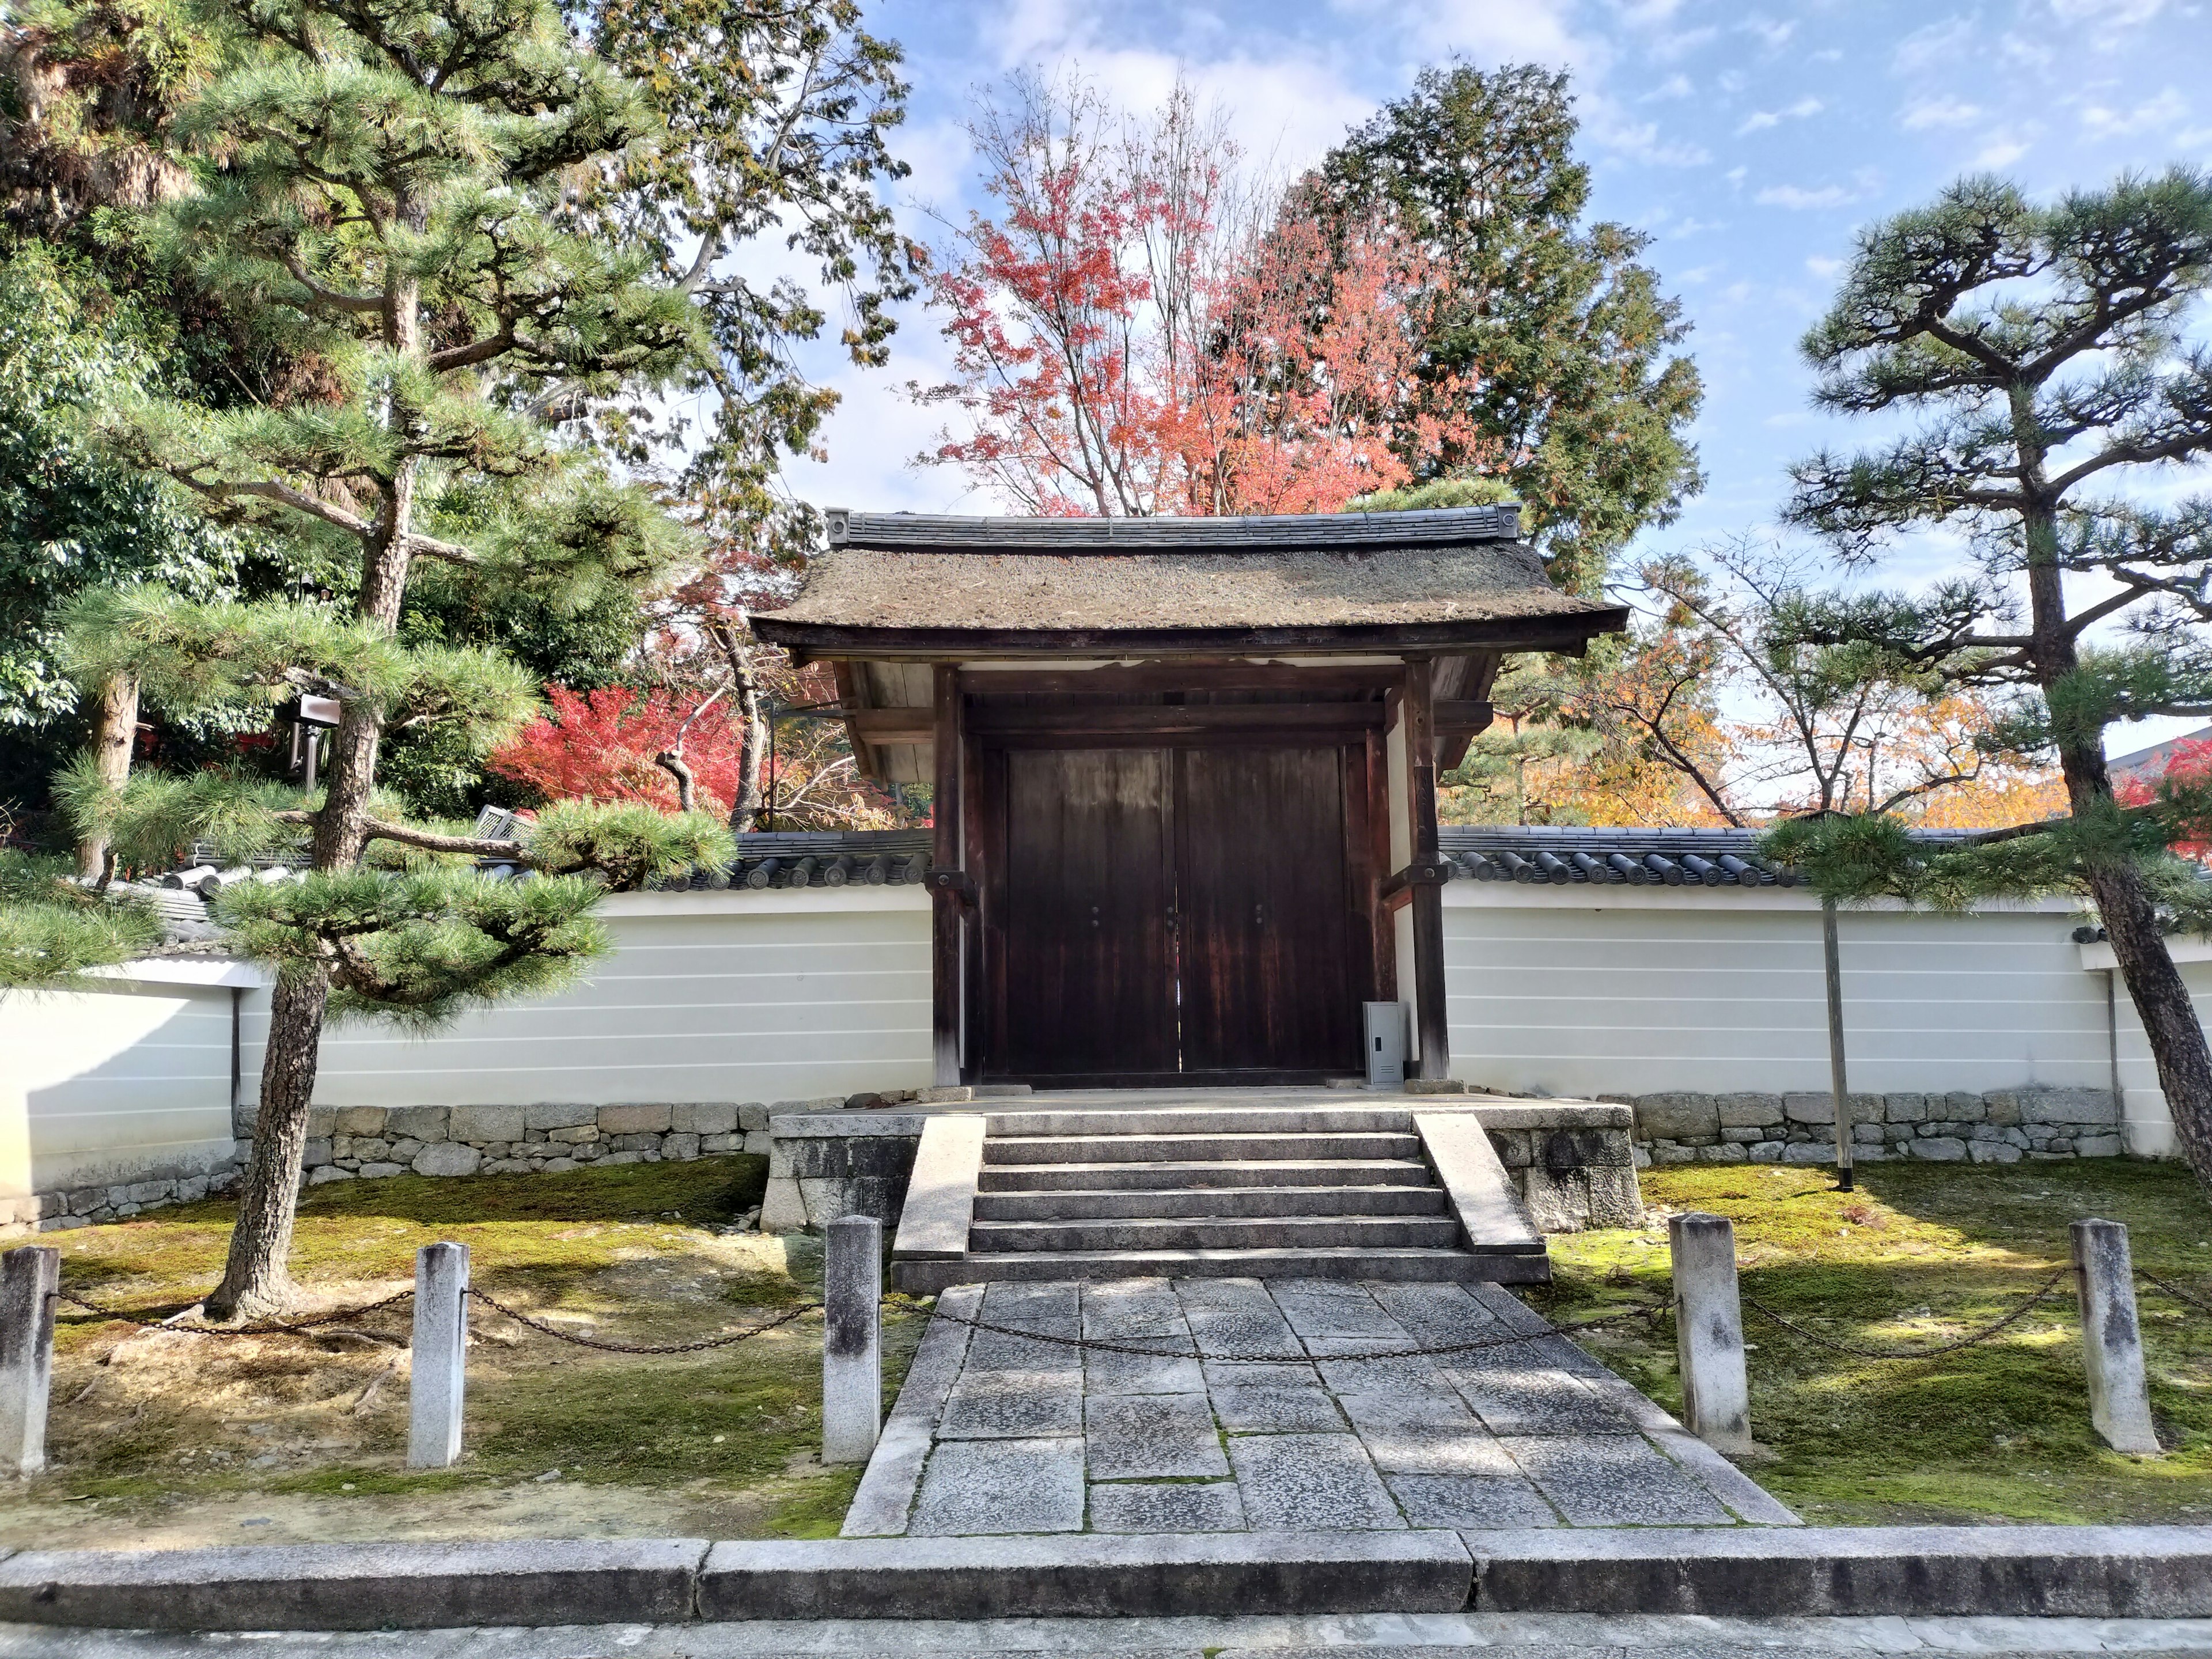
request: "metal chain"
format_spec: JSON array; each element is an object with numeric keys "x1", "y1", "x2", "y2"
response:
[
  {"x1": 56, "y1": 1286, "x2": 415, "y2": 1337},
  {"x1": 464, "y1": 1286, "x2": 821, "y2": 1353},
  {"x1": 922, "y1": 1300, "x2": 1672, "y2": 1363},
  {"x1": 1739, "y1": 1266, "x2": 2071, "y2": 1361},
  {"x1": 2137, "y1": 1270, "x2": 2212, "y2": 1318}
]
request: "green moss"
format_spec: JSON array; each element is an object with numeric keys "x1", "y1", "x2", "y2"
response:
[{"x1": 1537, "y1": 1161, "x2": 2212, "y2": 1525}]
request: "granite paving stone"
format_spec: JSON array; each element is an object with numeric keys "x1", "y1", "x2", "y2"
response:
[
  {"x1": 1355, "y1": 1421, "x2": 1523, "y2": 1478},
  {"x1": 1501, "y1": 1433, "x2": 1738, "y2": 1525},
  {"x1": 1210, "y1": 1382, "x2": 1347, "y2": 1433},
  {"x1": 1086, "y1": 1479, "x2": 1248, "y2": 1533},
  {"x1": 1083, "y1": 1279, "x2": 1190, "y2": 1337},
  {"x1": 1385, "y1": 1471, "x2": 1561, "y2": 1529},
  {"x1": 1336, "y1": 1389, "x2": 1479, "y2": 1431},
  {"x1": 1268, "y1": 1279, "x2": 1407, "y2": 1340},
  {"x1": 1450, "y1": 1367, "x2": 1638, "y2": 1436},
  {"x1": 1085, "y1": 1392, "x2": 1231, "y2": 1480},
  {"x1": 1086, "y1": 1346, "x2": 1208, "y2": 1395},
  {"x1": 1306, "y1": 1338, "x2": 1452, "y2": 1395},
  {"x1": 908, "y1": 1437, "x2": 1085, "y2": 1536},
  {"x1": 1365, "y1": 1281, "x2": 1500, "y2": 1342},
  {"x1": 938, "y1": 1368, "x2": 1084, "y2": 1439},
  {"x1": 1227, "y1": 1433, "x2": 1406, "y2": 1530},
  {"x1": 1202, "y1": 1359, "x2": 1319, "y2": 1389},
  {"x1": 1174, "y1": 1278, "x2": 1304, "y2": 1357}
]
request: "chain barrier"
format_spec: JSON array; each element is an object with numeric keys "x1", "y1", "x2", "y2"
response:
[
  {"x1": 56, "y1": 1286, "x2": 416, "y2": 1337},
  {"x1": 920, "y1": 1299, "x2": 1673, "y2": 1363},
  {"x1": 464, "y1": 1285, "x2": 821, "y2": 1354},
  {"x1": 1738, "y1": 1265, "x2": 2072, "y2": 1361},
  {"x1": 2135, "y1": 1269, "x2": 2212, "y2": 1319}
]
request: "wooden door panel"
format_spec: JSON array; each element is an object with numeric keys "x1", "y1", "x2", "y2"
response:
[
  {"x1": 998, "y1": 749, "x2": 1177, "y2": 1076},
  {"x1": 1177, "y1": 747, "x2": 1359, "y2": 1073}
]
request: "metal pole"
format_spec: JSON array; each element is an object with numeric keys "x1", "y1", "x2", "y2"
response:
[{"x1": 1823, "y1": 897, "x2": 1853, "y2": 1192}]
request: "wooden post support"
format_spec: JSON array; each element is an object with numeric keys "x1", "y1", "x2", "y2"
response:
[
  {"x1": 822, "y1": 1214, "x2": 883, "y2": 1464},
  {"x1": 407, "y1": 1241, "x2": 468, "y2": 1469},
  {"x1": 931, "y1": 662, "x2": 964, "y2": 1087},
  {"x1": 2071, "y1": 1218, "x2": 2160, "y2": 1455},
  {"x1": 1668, "y1": 1213, "x2": 1754, "y2": 1453},
  {"x1": 1821, "y1": 899, "x2": 1854, "y2": 1191},
  {"x1": 1402, "y1": 657, "x2": 1450, "y2": 1080},
  {"x1": 1, "y1": 1245, "x2": 59, "y2": 1477}
]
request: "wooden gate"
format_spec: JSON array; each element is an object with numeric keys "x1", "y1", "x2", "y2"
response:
[{"x1": 980, "y1": 743, "x2": 1366, "y2": 1085}]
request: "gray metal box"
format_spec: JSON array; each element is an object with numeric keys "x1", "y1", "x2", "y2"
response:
[{"x1": 1363, "y1": 1001, "x2": 1409, "y2": 1086}]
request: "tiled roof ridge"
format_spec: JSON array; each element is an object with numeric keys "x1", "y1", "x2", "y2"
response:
[{"x1": 825, "y1": 505, "x2": 1522, "y2": 551}]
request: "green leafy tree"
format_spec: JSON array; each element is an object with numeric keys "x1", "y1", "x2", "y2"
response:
[
  {"x1": 1315, "y1": 64, "x2": 1704, "y2": 593},
  {"x1": 66, "y1": 0, "x2": 726, "y2": 1318},
  {"x1": 1773, "y1": 168, "x2": 2212, "y2": 1188}
]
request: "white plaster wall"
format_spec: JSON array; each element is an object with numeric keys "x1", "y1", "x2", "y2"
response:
[
  {"x1": 2076, "y1": 940, "x2": 2212, "y2": 1159},
  {"x1": 1441, "y1": 886, "x2": 2133, "y2": 1130},
  {"x1": 1, "y1": 974, "x2": 238, "y2": 1199},
  {"x1": 244, "y1": 888, "x2": 934, "y2": 1109}
]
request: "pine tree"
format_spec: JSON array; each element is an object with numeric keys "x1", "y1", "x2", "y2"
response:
[
  {"x1": 70, "y1": 0, "x2": 728, "y2": 1317},
  {"x1": 1771, "y1": 169, "x2": 2212, "y2": 1190}
]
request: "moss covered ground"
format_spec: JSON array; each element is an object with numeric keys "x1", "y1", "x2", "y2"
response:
[
  {"x1": 12, "y1": 1154, "x2": 929, "y2": 1548},
  {"x1": 1532, "y1": 1159, "x2": 2212, "y2": 1525}
]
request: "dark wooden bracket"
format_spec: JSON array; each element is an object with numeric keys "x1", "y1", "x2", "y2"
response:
[
  {"x1": 1378, "y1": 858, "x2": 1456, "y2": 908},
  {"x1": 925, "y1": 868, "x2": 978, "y2": 907}
]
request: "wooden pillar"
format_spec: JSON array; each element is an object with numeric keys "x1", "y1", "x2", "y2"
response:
[
  {"x1": 1365, "y1": 729, "x2": 1396, "y2": 1002},
  {"x1": 1403, "y1": 657, "x2": 1450, "y2": 1080},
  {"x1": 931, "y1": 663, "x2": 963, "y2": 1086}
]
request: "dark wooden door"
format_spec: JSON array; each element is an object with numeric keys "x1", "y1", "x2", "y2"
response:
[
  {"x1": 1176, "y1": 747, "x2": 1360, "y2": 1074},
  {"x1": 996, "y1": 748, "x2": 1178, "y2": 1077}
]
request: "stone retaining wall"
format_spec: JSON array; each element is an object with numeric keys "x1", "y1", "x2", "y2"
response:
[{"x1": 1623, "y1": 1086, "x2": 2124, "y2": 1166}]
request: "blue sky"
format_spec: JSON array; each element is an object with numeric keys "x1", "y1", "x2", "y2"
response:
[{"x1": 776, "y1": 0, "x2": 2212, "y2": 749}]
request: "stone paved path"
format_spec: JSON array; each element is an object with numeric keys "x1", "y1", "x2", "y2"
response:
[{"x1": 843, "y1": 1278, "x2": 1793, "y2": 1538}]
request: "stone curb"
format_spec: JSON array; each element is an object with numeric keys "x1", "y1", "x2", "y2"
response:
[
  {"x1": 698, "y1": 1531, "x2": 1475, "y2": 1619},
  {"x1": 0, "y1": 1539, "x2": 706, "y2": 1631},
  {"x1": 1467, "y1": 1525, "x2": 2212, "y2": 1617},
  {"x1": 7, "y1": 1525, "x2": 2212, "y2": 1629}
]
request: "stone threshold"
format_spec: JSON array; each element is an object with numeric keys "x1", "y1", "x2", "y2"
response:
[{"x1": 7, "y1": 1525, "x2": 2212, "y2": 1629}]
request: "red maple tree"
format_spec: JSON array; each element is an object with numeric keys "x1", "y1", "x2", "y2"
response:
[{"x1": 913, "y1": 72, "x2": 1484, "y2": 517}]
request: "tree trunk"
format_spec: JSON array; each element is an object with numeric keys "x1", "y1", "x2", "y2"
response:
[
  {"x1": 205, "y1": 966, "x2": 331, "y2": 1320},
  {"x1": 710, "y1": 618, "x2": 767, "y2": 833},
  {"x1": 77, "y1": 673, "x2": 139, "y2": 880}
]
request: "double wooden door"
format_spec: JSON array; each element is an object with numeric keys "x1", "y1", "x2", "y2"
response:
[{"x1": 984, "y1": 745, "x2": 1363, "y2": 1082}]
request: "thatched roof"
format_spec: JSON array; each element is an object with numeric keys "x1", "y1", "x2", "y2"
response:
[{"x1": 755, "y1": 508, "x2": 1623, "y2": 652}]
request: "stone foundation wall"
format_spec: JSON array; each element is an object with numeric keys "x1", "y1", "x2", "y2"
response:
[{"x1": 1624, "y1": 1086, "x2": 2124, "y2": 1166}]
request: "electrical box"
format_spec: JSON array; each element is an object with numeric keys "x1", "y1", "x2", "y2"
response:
[{"x1": 1363, "y1": 1001, "x2": 1410, "y2": 1086}]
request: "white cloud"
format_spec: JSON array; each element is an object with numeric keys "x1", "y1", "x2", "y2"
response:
[
  {"x1": 1736, "y1": 96, "x2": 1823, "y2": 136},
  {"x1": 1642, "y1": 73, "x2": 1694, "y2": 101},
  {"x1": 1899, "y1": 95, "x2": 1983, "y2": 130},
  {"x1": 1671, "y1": 217, "x2": 1726, "y2": 237},
  {"x1": 1649, "y1": 25, "x2": 1720, "y2": 61},
  {"x1": 1593, "y1": 112, "x2": 1712, "y2": 166},
  {"x1": 1725, "y1": 165, "x2": 1748, "y2": 186},
  {"x1": 1612, "y1": 0, "x2": 1684, "y2": 24},
  {"x1": 1717, "y1": 69, "x2": 1747, "y2": 94},
  {"x1": 1805, "y1": 254, "x2": 1843, "y2": 276},
  {"x1": 1972, "y1": 137, "x2": 2031, "y2": 169},
  {"x1": 1807, "y1": 47, "x2": 1843, "y2": 63},
  {"x1": 1397, "y1": 0, "x2": 1605, "y2": 70},
  {"x1": 1892, "y1": 16, "x2": 1976, "y2": 75},
  {"x1": 1739, "y1": 16, "x2": 1796, "y2": 48},
  {"x1": 2050, "y1": 0, "x2": 2166, "y2": 23},
  {"x1": 2081, "y1": 87, "x2": 2189, "y2": 138},
  {"x1": 1756, "y1": 172, "x2": 1880, "y2": 211}
]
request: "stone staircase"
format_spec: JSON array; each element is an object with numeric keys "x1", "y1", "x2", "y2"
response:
[{"x1": 891, "y1": 1105, "x2": 1549, "y2": 1293}]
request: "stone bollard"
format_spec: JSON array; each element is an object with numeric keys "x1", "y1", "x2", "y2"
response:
[
  {"x1": 821, "y1": 1214, "x2": 882, "y2": 1465},
  {"x1": 1, "y1": 1246, "x2": 60, "y2": 1477},
  {"x1": 2071, "y1": 1218, "x2": 2160, "y2": 1455},
  {"x1": 408, "y1": 1241, "x2": 469, "y2": 1469},
  {"x1": 1669, "y1": 1211, "x2": 1754, "y2": 1454}
]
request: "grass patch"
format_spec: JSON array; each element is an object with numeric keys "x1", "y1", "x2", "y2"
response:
[
  {"x1": 1535, "y1": 1159, "x2": 2212, "y2": 1525},
  {"x1": 16, "y1": 1154, "x2": 927, "y2": 1544}
]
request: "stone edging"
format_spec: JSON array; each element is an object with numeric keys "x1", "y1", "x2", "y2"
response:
[
  {"x1": 1623, "y1": 1087, "x2": 2127, "y2": 1166},
  {"x1": 5, "y1": 1525, "x2": 2212, "y2": 1628}
]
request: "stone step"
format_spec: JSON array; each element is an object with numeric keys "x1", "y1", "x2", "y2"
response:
[
  {"x1": 971, "y1": 1183, "x2": 1453, "y2": 1221},
  {"x1": 968, "y1": 1214, "x2": 1467, "y2": 1252},
  {"x1": 984, "y1": 1131, "x2": 1422, "y2": 1166},
  {"x1": 893, "y1": 1245, "x2": 1551, "y2": 1294},
  {"x1": 975, "y1": 1106, "x2": 1425, "y2": 1137},
  {"x1": 975, "y1": 1158, "x2": 1435, "y2": 1192}
]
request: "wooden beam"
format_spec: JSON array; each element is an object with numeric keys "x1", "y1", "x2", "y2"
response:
[
  {"x1": 967, "y1": 703, "x2": 1384, "y2": 738},
  {"x1": 757, "y1": 610, "x2": 1630, "y2": 663},
  {"x1": 959, "y1": 662, "x2": 1403, "y2": 696},
  {"x1": 830, "y1": 662, "x2": 880, "y2": 779},
  {"x1": 930, "y1": 664, "x2": 962, "y2": 1088},
  {"x1": 1403, "y1": 656, "x2": 1451, "y2": 1081},
  {"x1": 847, "y1": 707, "x2": 935, "y2": 744}
]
